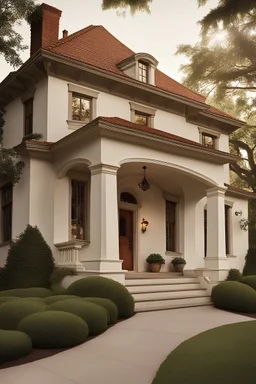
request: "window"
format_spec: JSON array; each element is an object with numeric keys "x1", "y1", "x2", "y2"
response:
[
  {"x1": 72, "y1": 94, "x2": 91, "y2": 123},
  {"x1": 135, "y1": 111, "x2": 150, "y2": 127},
  {"x1": 202, "y1": 133, "x2": 216, "y2": 148},
  {"x1": 138, "y1": 61, "x2": 148, "y2": 83},
  {"x1": 24, "y1": 98, "x2": 33, "y2": 136},
  {"x1": 120, "y1": 192, "x2": 137, "y2": 204},
  {"x1": 166, "y1": 201, "x2": 176, "y2": 252},
  {"x1": 1, "y1": 184, "x2": 12, "y2": 243},
  {"x1": 71, "y1": 180, "x2": 87, "y2": 240}
]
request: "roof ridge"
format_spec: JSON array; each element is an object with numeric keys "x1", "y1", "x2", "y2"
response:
[{"x1": 46, "y1": 24, "x2": 98, "y2": 50}]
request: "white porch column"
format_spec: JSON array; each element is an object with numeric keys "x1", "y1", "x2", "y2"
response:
[
  {"x1": 82, "y1": 164, "x2": 124, "y2": 283},
  {"x1": 205, "y1": 186, "x2": 230, "y2": 281}
]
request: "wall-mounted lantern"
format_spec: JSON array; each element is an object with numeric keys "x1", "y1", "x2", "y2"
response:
[
  {"x1": 235, "y1": 210, "x2": 242, "y2": 216},
  {"x1": 141, "y1": 218, "x2": 149, "y2": 233}
]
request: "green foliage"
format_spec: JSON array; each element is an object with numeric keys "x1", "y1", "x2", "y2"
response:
[
  {"x1": 171, "y1": 257, "x2": 186, "y2": 266},
  {"x1": 0, "y1": 296, "x2": 18, "y2": 305},
  {"x1": 83, "y1": 297, "x2": 118, "y2": 325},
  {"x1": 66, "y1": 277, "x2": 135, "y2": 318},
  {"x1": 211, "y1": 281, "x2": 256, "y2": 313},
  {"x1": 0, "y1": 299, "x2": 46, "y2": 330},
  {"x1": 5, "y1": 225, "x2": 54, "y2": 288},
  {"x1": 50, "y1": 283, "x2": 67, "y2": 295},
  {"x1": 243, "y1": 249, "x2": 256, "y2": 276},
  {"x1": 225, "y1": 268, "x2": 242, "y2": 281},
  {"x1": 47, "y1": 299, "x2": 108, "y2": 336},
  {"x1": 49, "y1": 267, "x2": 77, "y2": 285},
  {"x1": 152, "y1": 320, "x2": 256, "y2": 384},
  {"x1": 0, "y1": 267, "x2": 8, "y2": 290},
  {"x1": 102, "y1": 0, "x2": 151, "y2": 15},
  {"x1": 44, "y1": 295, "x2": 79, "y2": 304},
  {"x1": 0, "y1": 330, "x2": 32, "y2": 363},
  {"x1": 0, "y1": 148, "x2": 25, "y2": 185},
  {"x1": 240, "y1": 276, "x2": 256, "y2": 290},
  {"x1": 0, "y1": 287, "x2": 52, "y2": 298},
  {"x1": 18, "y1": 311, "x2": 89, "y2": 349},
  {"x1": 146, "y1": 254, "x2": 165, "y2": 264}
]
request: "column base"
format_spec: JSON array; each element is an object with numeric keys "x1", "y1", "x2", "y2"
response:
[
  {"x1": 81, "y1": 259, "x2": 123, "y2": 272},
  {"x1": 203, "y1": 257, "x2": 230, "y2": 282},
  {"x1": 56, "y1": 261, "x2": 85, "y2": 272}
]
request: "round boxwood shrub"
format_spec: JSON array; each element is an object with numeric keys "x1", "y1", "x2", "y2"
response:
[
  {"x1": 83, "y1": 297, "x2": 118, "y2": 324},
  {"x1": 0, "y1": 287, "x2": 52, "y2": 298},
  {"x1": 47, "y1": 299, "x2": 108, "y2": 335},
  {"x1": 226, "y1": 268, "x2": 242, "y2": 281},
  {"x1": 211, "y1": 281, "x2": 256, "y2": 313},
  {"x1": 0, "y1": 299, "x2": 46, "y2": 330},
  {"x1": 44, "y1": 295, "x2": 79, "y2": 304},
  {"x1": 240, "y1": 276, "x2": 256, "y2": 290},
  {"x1": 5, "y1": 225, "x2": 54, "y2": 289},
  {"x1": 66, "y1": 277, "x2": 134, "y2": 318},
  {"x1": 18, "y1": 311, "x2": 88, "y2": 349},
  {"x1": 0, "y1": 330, "x2": 32, "y2": 363},
  {"x1": 0, "y1": 297, "x2": 18, "y2": 305}
]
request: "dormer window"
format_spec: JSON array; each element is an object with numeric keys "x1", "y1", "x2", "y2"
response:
[{"x1": 138, "y1": 61, "x2": 148, "y2": 83}]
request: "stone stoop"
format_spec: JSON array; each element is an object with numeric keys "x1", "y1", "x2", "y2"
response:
[{"x1": 125, "y1": 274, "x2": 212, "y2": 312}]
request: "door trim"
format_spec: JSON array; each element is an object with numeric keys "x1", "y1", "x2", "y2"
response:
[{"x1": 119, "y1": 203, "x2": 139, "y2": 272}]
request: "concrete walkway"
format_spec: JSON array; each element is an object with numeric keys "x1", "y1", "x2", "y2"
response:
[{"x1": 1, "y1": 307, "x2": 253, "y2": 384}]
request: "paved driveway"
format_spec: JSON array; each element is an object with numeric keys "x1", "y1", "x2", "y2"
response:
[{"x1": 1, "y1": 306, "x2": 253, "y2": 384}]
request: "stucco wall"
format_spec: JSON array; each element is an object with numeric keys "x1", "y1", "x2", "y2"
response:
[{"x1": 3, "y1": 98, "x2": 23, "y2": 148}]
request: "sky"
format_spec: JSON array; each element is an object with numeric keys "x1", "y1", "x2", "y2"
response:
[{"x1": 0, "y1": 0, "x2": 218, "y2": 82}]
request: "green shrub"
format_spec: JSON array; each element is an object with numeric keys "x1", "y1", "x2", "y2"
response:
[
  {"x1": 243, "y1": 248, "x2": 256, "y2": 276},
  {"x1": 171, "y1": 257, "x2": 186, "y2": 266},
  {"x1": 18, "y1": 311, "x2": 88, "y2": 349},
  {"x1": 83, "y1": 297, "x2": 118, "y2": 324},
  {"x1": 49, "y1": 267, "x2": 77, "y2": 285},
  {"x1": 0, "y1": 287, "x2": 52, "y2": 298},
  {"x1": 146, "y1": 254, "x2": 165, "y2": 264},
  {"x1": 47, "y1": 299, "x2": 108, "y2": 335},
  {"x1": 44, "y1": 295, "x2": 78, "y2": 304},
  {"x1": 0, "y1": 267, "x2": 8, "y2": 290},
  {"x1": 226, "y1": 269, "x2": 242, "y2": 281},
  {"x1": 50, "y1": 283, "x2": 66, "y2": 295},
  {"x1": 0, "y1": 299, "x2": 46, "y2": 330},
  {"x1": 5, "y1": 225, "x2": 54, "y2": 289},
  {"x1": 0, "y1": 297, "x2": 18, "y2": 305},
  {"x1": 0, "y1": 330, "x2": 32, "y2": 363},
  {"x1": 66, "y1": 277, "x2": 134, "y2": 318},
  {"x1": 240, "y1": 276, "x2": 256, "y2": 290},
  {"x1": 211, "y1": 281, "x2": 256, "y2": 313}
]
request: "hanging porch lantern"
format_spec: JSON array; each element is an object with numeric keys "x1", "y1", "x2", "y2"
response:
[{"x1": 138, "y1": 166, "x2": 150, "y2": 192}]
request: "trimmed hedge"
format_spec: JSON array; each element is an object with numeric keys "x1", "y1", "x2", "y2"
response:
[
  {"x1": 243, "y1": 248, "x2": 256, "y2": 276},
  {"x1": 0, "y1": 297, "x2": 18, "y2": 305},
  {"x1": 5, "y1": 225, "x2": 54, "y2": 289},
  {"x1": 226, "y1": 269, "x2": 242, "y2": 281},
  {"x1": 240, "y1": 276, "x2": 256, "y2": 290},
  {"x1": 0, "y1": 287, "x2": 52, "y2": 298},
  {"x1": 44, "y1": 295, "x2": 79, "y2": 304},
  {"x1": 47, "y1": 299, "x2": 108, "y2": 335},
  {"x1": 0, "y1": 299, "x2": 46, "y2": 330},
  {"x1": 50, "y1": 283, "x2": 66, "y2": 295},
  {"x1": 18, "y1": 311, "x2": 89, "y2": 349},
  {"x1": 0, "y1": 330, "x2": 32, "y2": 363},
  {"x1": 49, "y1": 267, "x2": 77, "y2": 285},
  {"x1": 83, "y1": 297, "x2": 118, "y2": 324},
  {"x1": 66, "y1": 277, "x2": 134, "y2": 318},
  {"x1": 211, "y1": 281, "x2": 256, "y2": 313}
]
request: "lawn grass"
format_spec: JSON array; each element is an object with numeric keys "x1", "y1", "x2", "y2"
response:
[{"x1": 152, "y1": 321, "x2": 256, "y2": 384}]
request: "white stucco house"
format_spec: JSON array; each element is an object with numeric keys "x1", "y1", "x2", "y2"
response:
[{"x1": 0, "y1": 3, "x2": 254, "y2": 296}]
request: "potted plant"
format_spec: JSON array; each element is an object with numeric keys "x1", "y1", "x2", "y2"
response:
[
  {"x1": 171, "y1": 257, "x2": 186, "y2": 272},
  {"x1": 146, "y1": 253, "x2": 165, "y2": 273}
]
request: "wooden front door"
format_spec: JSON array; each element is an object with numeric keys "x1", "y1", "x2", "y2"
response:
[{"x1": 119, "y1": 210, "x2": 133, "y2": 271}]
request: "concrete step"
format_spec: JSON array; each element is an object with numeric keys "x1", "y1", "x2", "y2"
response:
[
  {"x1": 125, "y1": 277, "x2": 199, "y2": 286},
  {"x1": 132, "y1": 289, "x2": 208, "y2": 302},
  {"x1": 127, "y1": 283, "x2": 201, "y2": 294},
  {"x1": 135, "y1": 296, "x2": 212, "y2": 312},
  {"x1": 126, "y1": 272, "x2": 182, "y2": 279}
]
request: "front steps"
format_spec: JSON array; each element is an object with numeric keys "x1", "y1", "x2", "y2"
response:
[{"x1": 125, "y1": 274, "x2": 211, "y2": 312}]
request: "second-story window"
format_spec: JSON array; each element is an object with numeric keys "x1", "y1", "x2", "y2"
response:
[
  {"x1": 202, "y1": 133, "x2": 216, "y2": 148},
  {"x1": 138, "y1": 61, "x2": 148, "y2": 83},
  {"x1": 72, "y1": 93, "x2": 91, "y2": 124},
  {"x1": 135, "y1": 111, "x2": 150, "y2": 126},
  {"x1": 24, "y1": 98, "x2": 33, "y2": 136}
]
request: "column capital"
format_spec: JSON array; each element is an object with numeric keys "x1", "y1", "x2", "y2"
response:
[
  {"x1": 89, "y1": 163, "x2": 120, "y2": 176},
  {"x1": 206, "y1": 186, "x2": 227, "y2": 198}
]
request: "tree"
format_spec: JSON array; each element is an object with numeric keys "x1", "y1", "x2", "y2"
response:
[
  {"x1": 102, "y1": 0, "x2": 151, "y2": 14},
  {"x1": 0, "y1": 0, "x2": 36, "y2": 67}
]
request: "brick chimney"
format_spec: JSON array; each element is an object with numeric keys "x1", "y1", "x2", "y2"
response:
[{"x1": 30, "y1": 3, "x2": 62, "y2": 56}]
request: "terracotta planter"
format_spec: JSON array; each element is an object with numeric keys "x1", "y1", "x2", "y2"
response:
[
  {"x1": 149, "y1": 263, "x2": 162, "y2": 273},
  {"x1": 174, "y1": 264, "x2": 185, "y2": 272}
]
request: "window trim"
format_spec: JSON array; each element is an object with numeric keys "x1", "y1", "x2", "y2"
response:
[
  {"x1": 67, "y1": 84, "x2": 99, "y2": 130},
  {"x1": 198, "y1": 127, "x2": 220, "y2": 149},
  {"x1": 130, "y1": 102, "x2": 156, "y2": 128},
  {"x1": 1, "y1": 184, "x2": 13, "y2": 244}
]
